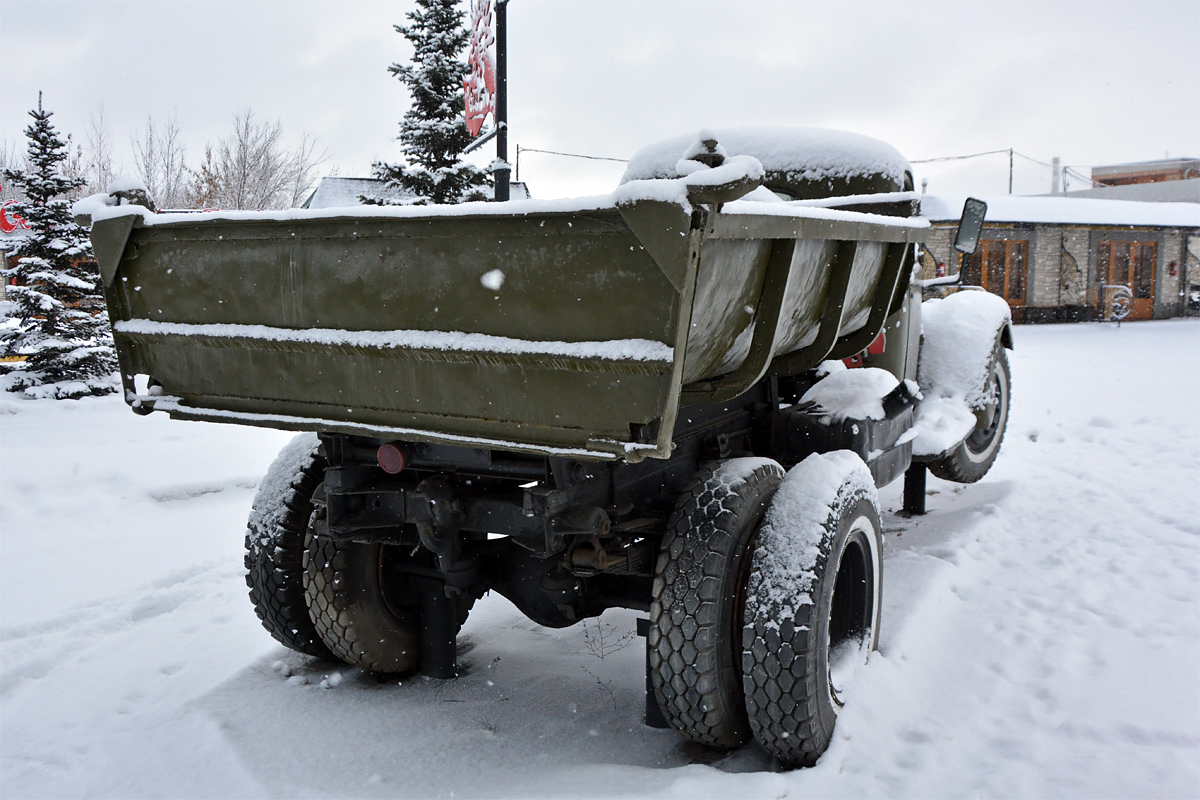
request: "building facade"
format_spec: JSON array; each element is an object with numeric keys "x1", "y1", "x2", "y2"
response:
[{"x1": 919, "y1": 194, "x2": 1200, "y2": 322}]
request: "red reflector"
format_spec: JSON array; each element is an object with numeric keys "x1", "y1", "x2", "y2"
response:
[{"x1": 377, "y1": 442, "x2": 408, "y2": 474}]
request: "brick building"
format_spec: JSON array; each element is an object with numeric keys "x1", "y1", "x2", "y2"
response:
[
  {"x1": 919, "y1": 194, "x2": 1200, "y2": 322},
  {"x1": 1092, "y1": 158, "x2": 1200, "y2": 186}
]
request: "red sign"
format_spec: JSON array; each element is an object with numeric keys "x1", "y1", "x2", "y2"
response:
[
  {"x1": 0, "y1": 191, "x2": 29, "y2": 234},
  {"x1": 464, "y1": 0, "x2": 496, "y2": 137}
]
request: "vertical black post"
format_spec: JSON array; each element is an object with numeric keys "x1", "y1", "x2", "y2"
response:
[
  {"x1": 636, "y1": 617, "x2": 669, "y2": 728},
  {"x1": 903, "y1": 462, "x2": 927, "y2": 516},
  {"x1": 419, "y1": 590, "x2": 458, "y2": 678},
  {"x1": 494, "y1": 0, "x2": 510, "y2": 202}
]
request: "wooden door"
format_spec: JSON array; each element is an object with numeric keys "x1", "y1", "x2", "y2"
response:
[
  {"x1": 1097, "y1": 240, "x2": 1156, "y2": 320},
  {"x1": 963, "y1": 239, "x2": 1027, "y2": 307}
]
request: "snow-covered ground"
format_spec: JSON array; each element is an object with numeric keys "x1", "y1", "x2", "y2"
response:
[{"x1": 2, "y1": 319, "x2": 1197, "y2": 799}]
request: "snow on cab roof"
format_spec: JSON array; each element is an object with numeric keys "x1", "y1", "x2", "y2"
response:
[
  {"x1": 621, "y1": 127, "x2": 911, "y2": 187},
  {"x1": 921, "y1": 193, "x2": 1200, "y2": 228}
]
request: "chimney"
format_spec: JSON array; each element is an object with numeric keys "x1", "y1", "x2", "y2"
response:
[{"x1": 1051, "y1": 157, "x2": 1062, "y2": 193}]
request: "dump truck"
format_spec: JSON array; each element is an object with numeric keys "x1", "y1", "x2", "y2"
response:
[{"x1": 82, "y1": 127, "x2": 1012, "y2": 767}]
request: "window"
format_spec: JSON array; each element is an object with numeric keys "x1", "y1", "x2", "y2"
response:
[{"x1": 961, "y1": 239, "x2": 1028, "y2": 305}]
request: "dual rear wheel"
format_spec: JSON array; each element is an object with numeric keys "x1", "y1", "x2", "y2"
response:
[
  {"x1": 244, "y1": 434, "x2": 461, "y2": 676},
  {"x1": 650, "y1": 453, "x2": 883, "y2": 768}
]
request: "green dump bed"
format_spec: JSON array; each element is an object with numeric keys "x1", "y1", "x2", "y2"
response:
[{"x1": 89, "y1": 192, "x2": 927, "y2": 461}]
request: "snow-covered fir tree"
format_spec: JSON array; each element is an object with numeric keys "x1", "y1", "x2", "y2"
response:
[
  {"x1": 370, "y1": 0, "x2": 490, "y2": 205},
  {"x1": 1, "y1": 94, "x2": 117, "y2": 399}
]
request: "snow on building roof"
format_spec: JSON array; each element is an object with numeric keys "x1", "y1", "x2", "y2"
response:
[
  {"x1": 303, "y1": 177, "x2": 414, "y2": 208},
  {"x1": 1036, "y1": 179, "x2": 1200, "y2": 204},
  {"x1": 920, "y1": 193, "x2": 1200, "y2": 228}
]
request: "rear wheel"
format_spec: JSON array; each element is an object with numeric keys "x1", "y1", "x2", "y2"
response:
[
  {"x1": 929, "y1": 345, "x2": 1010, "y2": 483},
  {"x1": 649, "y1": 458, "x2": 785, "y2": 748},
  {"x1": 303, "y1": 532, "x2": 423, "y2": 674},
  {"x1": 244, "y1": 434, "x2": 331, "y2": 658},
  {"x1": 303, "y1": 511, "x2": 476, "y2": 675},
  {"x1": 742, "y1": 451, "x2": 882, "y2": 767}
]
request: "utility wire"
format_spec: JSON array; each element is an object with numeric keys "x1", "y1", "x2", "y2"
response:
[
  {"x1": 516, "y1": 146, "x2": 628, "y2": 163},
  {"x1": 910, "y1": 149, "x2": 1012, "y2": 164}
]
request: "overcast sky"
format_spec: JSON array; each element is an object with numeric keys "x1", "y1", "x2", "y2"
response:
[{"x1": 2, "y1": 0, "x2": 1197, "y2": 200}]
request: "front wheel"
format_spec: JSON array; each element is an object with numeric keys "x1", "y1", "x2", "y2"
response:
[
  {"x1": 928, "y1": 344, "x2": 1011, "y2": 483},
  {"x1": 742, "y1": 451, "x2": 882, "y2": 767}
]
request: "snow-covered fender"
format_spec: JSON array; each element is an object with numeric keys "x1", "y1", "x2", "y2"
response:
[{"x1": 912, "y1": 290, "x2": 1012, "y2": 459}]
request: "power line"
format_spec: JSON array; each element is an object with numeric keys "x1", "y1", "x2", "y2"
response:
[
  {"x1": 514, "y1": 145, "x2": 629, "y2": 183},
  {"x1": 515, "y1": 146, "x2": 628, "y2": 163},
  {"x1": 912, "y1": 148, "x2": 1105, "y2": 191},
  {"x1": 910, "y1": 148, "x2": 1012, "y2": 164}
]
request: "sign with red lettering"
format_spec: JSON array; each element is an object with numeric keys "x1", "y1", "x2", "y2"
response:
[
  {"x1": 0, "y1": 187, "x2": 30, "y2": 235},
  {"x1": 464, "y1": 0, "x2": 496, "y2": 137}
]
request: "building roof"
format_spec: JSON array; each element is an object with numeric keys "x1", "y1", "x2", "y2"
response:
[
  {"x1": 920, "y1": 193, "x2": 1200, "y2": 228},
  {"x1": 302, "y1": 177, "x2": 414, "y2": 208},
  {"x1": 1037, "y1": 179, "x2": 1200, "y2": 204},
  {"x1": 302, "y1": 176, "x2": 532, "y2": 209},
  {"x1": 1092, "y1": 157, "x2": 1200, "y2": 180}
]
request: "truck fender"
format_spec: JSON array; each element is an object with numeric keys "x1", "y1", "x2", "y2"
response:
[{"x1": 912, "y1": 290, "x2": 1013, "y2": 460}]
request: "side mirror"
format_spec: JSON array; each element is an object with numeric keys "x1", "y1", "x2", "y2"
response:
[{"x1": 954, "y1": 197, "x2": 987, "y2": 255}]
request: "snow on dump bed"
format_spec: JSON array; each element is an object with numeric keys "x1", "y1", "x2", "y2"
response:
[
  {"x1": 719, "y1": 197, "x2": 929, "y2": 228},
  {"x1": 113, "y1": 319, "x2": 673, "y2": 363},
  {"x1": 78, "y1": 194, "x2": 623, "y2": 226},
  {"x1": 799, "y1": 361, "x2": 899, "y2": 422},
  {"x1": 912, "y1": 291, "x2": 1011, "y2": 457},
  {"x1": 610, "y1": 154, "x2": 765, "y2": 208},
  {"x1": 620, "y1": 127, "x2": 911, "y2": 189},
  {"x1": 78, "y1": 186, "x2": 928, "y2": 231},
  {"x1": 744, "y1": 451, "x2": 877, "y2": 620}
]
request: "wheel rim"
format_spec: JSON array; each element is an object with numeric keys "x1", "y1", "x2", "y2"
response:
[
  {"x1": 965, "y1": 360, "x2": 1008, "y2": 461},
  {"x1": 826, "y1": 518, "x2": 878, "y2": 709}
]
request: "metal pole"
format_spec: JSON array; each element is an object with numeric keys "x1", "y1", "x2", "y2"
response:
[
  {"x1": 902, "y1": 462, "x2": 927, "y2": 515},
  {"x1": 494, "y1": 0, "x2": 510, "y2": 202},
  {"x1": 1008, "y1": 149, "x2": 1013, "y2": 195},
  {"x1": 419, "y1": 590, "x2": 458, "y2": 678}
]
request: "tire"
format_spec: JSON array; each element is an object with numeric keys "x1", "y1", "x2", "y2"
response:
[
  {"x1": 303, "y1": 529, "x2": 477, "y2": 675},
  {"x1": 742, "y1": 451, "x2": 882, "y2": 768},
  {"x1": 929, "y1": 344, "x2": 1010, "y2": 484},
  {"x1": 244, "y1": 433, "x2": 332, "y2": 658},
  {"x1": 649, "y1": 457, "x2": 785, "y2": 748},
  {"x1": 303, "y1": 532, "x2": 422, "y2": 674}
]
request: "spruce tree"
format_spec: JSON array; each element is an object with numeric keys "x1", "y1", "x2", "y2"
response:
[
  {"x1": 370, "y1": 0, "x2": 490, "y2": 205},
  {"x1": 1, "y1": 94, "x2": 117, "y2": 399}
]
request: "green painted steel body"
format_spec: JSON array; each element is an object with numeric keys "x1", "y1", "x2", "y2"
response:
[{"x1": 90, "y1": 195, "x2": 927, "y2": 461}]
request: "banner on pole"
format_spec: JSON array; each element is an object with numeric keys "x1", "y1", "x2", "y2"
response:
[{"x1": 464, "y1": 0, "x2": 496, "y2": 138}]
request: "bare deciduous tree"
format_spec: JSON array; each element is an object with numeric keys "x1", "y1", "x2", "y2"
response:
[
  {"x1": 61, "y1": 134, "x2": 88, "y2": 201},
  {"x1": 83, "y1": 107, "x2": 116, "y2": 196},
  {"x1": 0, "y1": 139, "x2": 26, "y2": 204},
  {"x1": 187, "y1": 110, "x2": 328, "y2": 210},
  {"x1": 132, "y1": 114, "x2": 189, "y2": 209}
]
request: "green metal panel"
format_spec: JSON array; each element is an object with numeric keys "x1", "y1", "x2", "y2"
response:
[{"x1": 91, "y1": 196, "x2": 928, "y2": 461}]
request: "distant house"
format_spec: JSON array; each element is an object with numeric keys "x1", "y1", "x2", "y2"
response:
[
  {"x1": 919, "y1": 194, "x2": 1200, "y2": 322},
  {"x1": 1040, "y1": 158, "x2": 1200, "y2": 205},
  {"x1": 1092, "y1": 158, "x2": 1200, "y2": 186},
  {"x1": 301, "y1": 177, "x2": 531, "y2": 209}
]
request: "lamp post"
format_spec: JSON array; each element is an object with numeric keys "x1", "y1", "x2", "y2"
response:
[{"x1": 494, "y1": 0, "x2": 510, "y2": 202}]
